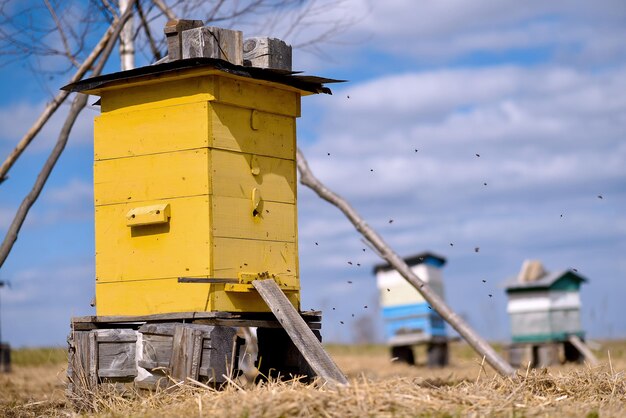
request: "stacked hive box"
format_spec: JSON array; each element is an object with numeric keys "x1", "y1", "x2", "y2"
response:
[
  {"x1": 88, "y1": 69, "x2": 304, "y2": 316},
  {"x1": 504, "y1": 260, "x2": 587, "y2": 343},
  {"x1": 374, "y1": 252, "x2": 447, "y2": 345}
]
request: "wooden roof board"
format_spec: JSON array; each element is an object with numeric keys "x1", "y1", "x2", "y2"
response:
[{"x1": 62, "y1": 57, "x2": 344, "y2": 96}]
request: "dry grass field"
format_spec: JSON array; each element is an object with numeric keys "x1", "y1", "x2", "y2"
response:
[{"x1": 1, "y1": 341, "x2": 625, "y2": 417}]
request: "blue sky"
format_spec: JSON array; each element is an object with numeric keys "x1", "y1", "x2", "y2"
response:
[{"x1": 1, "y1": 0, "x2": 625, "y2": 347}]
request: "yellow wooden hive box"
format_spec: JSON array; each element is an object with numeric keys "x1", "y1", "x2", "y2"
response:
[{"x1": 64, "y1": 60, "x2": 336, "y2": 316}]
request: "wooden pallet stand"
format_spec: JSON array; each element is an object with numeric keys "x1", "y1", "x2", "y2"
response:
[
  {"x1": 67, "y1": 309, "x2": 324, "y2": 394},
  {"x1": 506, "y1": 335, "x2": 598, "y2": 368}
]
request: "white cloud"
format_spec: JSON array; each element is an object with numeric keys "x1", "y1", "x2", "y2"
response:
[
  {"x1": 2, "y1": 261, "x2": 94, "y2": 346},
  {"x1": 302, "y1": 65, "x2": 626, "y2": 201},
  {"x1": 296, "y1": 60, "x2": 626, "y2": 341},
  {"x1": 293, "y1": 0, "x2": 626, "y2": 70},
  {"x1": 45, "y1": 178, "x2": 93, "y2": 204},
  {"x1": 0, "y1": 96, "x2": 96, "y2": 155}
]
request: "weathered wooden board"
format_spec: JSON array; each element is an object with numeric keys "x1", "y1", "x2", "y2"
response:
[
  {"x1": 139, "y1": 334, "x2": 172, "y2": 370},
  {"x1": 96, "y1": 329, "x2": 137, "y2": 379},
  {"x1": 252, "y1": 279, "x2": 347, "y2": 385},
  {"x1": 68, "y1": 331, "x2": 98, "y2": 392},
  {"x1": 170, "y1": 326, "x2": 204, "y2": 382},
  {"x1": 73, "y1": 311, "x2": 234, "y2": 324}
]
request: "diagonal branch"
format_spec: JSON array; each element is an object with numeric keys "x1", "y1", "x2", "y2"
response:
[
  {"x1": 136, "y1": 0, "x2": 161, "y2": 61},
  {"x1": 0, "y1": 0, "x2": 137, "y2": 268},
  {"x1": 0, "y1": 2, "x2": 135, "y2": 184},
  {"x1": 152, "y1": 0, "x2": 176, "y2": 21},
  {"x1": 43, "y1": 0, "x2": 80, "y2": 68},
  {"x1": 296, "y1": 148, "x2": 517, "y2": 378}
]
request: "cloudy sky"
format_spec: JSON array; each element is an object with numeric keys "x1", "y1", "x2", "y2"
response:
[{"x1": 0, "y1": 0, "x2": 625, "y2": 347}]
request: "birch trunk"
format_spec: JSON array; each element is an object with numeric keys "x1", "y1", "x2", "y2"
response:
[{"x1": 119, "y1": 0, "x2": 135, "y2": 70}]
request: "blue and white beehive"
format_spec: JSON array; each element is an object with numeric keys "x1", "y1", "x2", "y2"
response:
[{"x1": 373, "y1": 252, "x2": 446, "y2": 346}]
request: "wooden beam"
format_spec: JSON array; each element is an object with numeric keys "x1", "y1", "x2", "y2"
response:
[
  {"x1": 169, "y1": 326, "x2": 203, "y2": 382},
  {"x1": 72, "y1": 311, "x2": 235, "y2": 324},
  {"x1": 252, "y1": 279, "x2": 348, "y2": 385}
]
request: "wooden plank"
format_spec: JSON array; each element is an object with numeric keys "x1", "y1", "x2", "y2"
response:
[
  {"x1": 169, "y1": 326, "x2": 203, "y2": 382},
  {"x1": 198, "y1": 326, "x2": 237, "y2": 382},
  {"x1": 96, "y1": 329, "x2": 137, "y2": 379},
  {"x1": 88, "y1": 331, "x2": 98, "y2": 388},
  {"x1": 206, "y1": 319, "x2": 321, "y2": 330},
  {"x1": 94, "y1": 148, "x2": 210, "y2": 206},
  {"x1": 95, "y1": 195, "x2": 211, "y2": 284},
  {"x1": 252, "y1": 279, "x2": 348, "y2": 385},
  {"x1": 215, "y1": 77, "x2": 300, "y2": 117},
  {"x1": 211, "y1": 237, "x2": 298, "y2": 286},
  {"x1": 73, "y1": 311, "x2": 234, "y2": 324},
  {"x1": 99, "y1": 77, "x2": 215, "y2": 115},
  {"x1": 96, "y1": 100, "x2": 211, "y2": 157},
  {"x1": 68, "y1": 331, "x2": 95, "y2": 393},
  {"x1": 211, "y1": 149, "x2": 296, "y2": 204},
  {"x1": 212, "y1": 196, "x2": 296, "y2": 242},
  {"x1": 95, "y1": 328, "x2": 137, "y2": 343},
  {"x1": 210, "y1": 102, "x2": 296, "y2": 158},
  {"x1": 568, "y1": 335, "x2": 599, "y2": 366}
]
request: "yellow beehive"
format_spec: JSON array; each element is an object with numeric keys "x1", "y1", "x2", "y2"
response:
[{"x1": 65, "y1": 63, "x2": 332, "y2": 316}]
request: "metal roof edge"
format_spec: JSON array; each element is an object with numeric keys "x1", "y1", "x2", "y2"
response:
[
  {"x1": 62, "y1": 57, "x2": 345, "y2": 95},
  {"x1": 372, "y1": 251, "x2": 447, "y2": 274}
]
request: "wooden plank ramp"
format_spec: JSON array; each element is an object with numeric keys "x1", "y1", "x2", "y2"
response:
[
  {"x1": 252, "y1": 279, "x2": 348, "y2": 385},
  {"x1": 568, "y1": 335, "x2": 599, "y2": 366}
]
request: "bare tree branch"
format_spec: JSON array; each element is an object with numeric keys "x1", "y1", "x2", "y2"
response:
[
  {"x1": 152, "y1": 0, "x2": 176, "y2": 21},
  {"x1": 136, "y1": 0, "x2": 161, "y2": 61},
  {"x1": 0, "y1": 3, "x2": 135, "y2": 184},
  {"x1": 0, "y1": 0, "x2": 137, "y2": 268},
  {"x1": 295, "y1": 148, "x2": 517, "y2": 378},
  {"x1": 44, "y1": 0, "x2": 80, "y2": 68}
]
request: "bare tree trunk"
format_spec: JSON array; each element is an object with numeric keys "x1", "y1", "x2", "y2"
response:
[
  {"x1": 0, "y1": 0, "x2": 137, "y2": 268},
  {"x1": 0, "y1": 6, "x2": 135, "y2": 184},
  {"x1": 296, "y1": 148, "x2": 516, "y2": 378},
  {"x1": 119, "y1": 0, "x2": 135, "y2": 70}
]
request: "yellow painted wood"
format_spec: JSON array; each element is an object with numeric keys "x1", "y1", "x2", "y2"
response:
[
  {"x1": 95, "y1": 103, "x2": 296, "y2": 162},
  {"x1": 92, "y1": 68, "x2": 304, "y2": 315},
  {"x1": 94, "y1": 102, "x2": 210, "y2": 160},
  {"x1": 224, "y1": 283, "x2": 298, "y2": 292},
  {"x1": 210, "y1": 149, "x2": 295, "y2": 203},
  {"x1": 211, "y1": 237, "x2": 298, "y2": 285},
  {"x1": 216, "y1": 76, "x2": 300, "y2": 117},
  {"x1": 96, "y1": 278, "x2": 300, "y2": 315},
  {"x1": 212, "y1": 196, "x2": 296, "y2": 242},
  {"x1": 212, "y1": 284, "x2": 300, "y2": 313},
  {"x1": 210, "y1": 103, "x2": 295, "y2": 160},
  {"x1": 95, "y1": 195, "x2": 211, "y2": 282},
  {"x1": 100, "y1": 75, "x2": 216, "y2": 114},
  {"x1": 94, "y1": 148, "x2": 210, "y2": 205},
  {"x1": 125, "y1": 203, "x2": 170, "y2": 226},
  {"x1": 96, "y1": 279, "x2": 212, "y2": 316}
]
